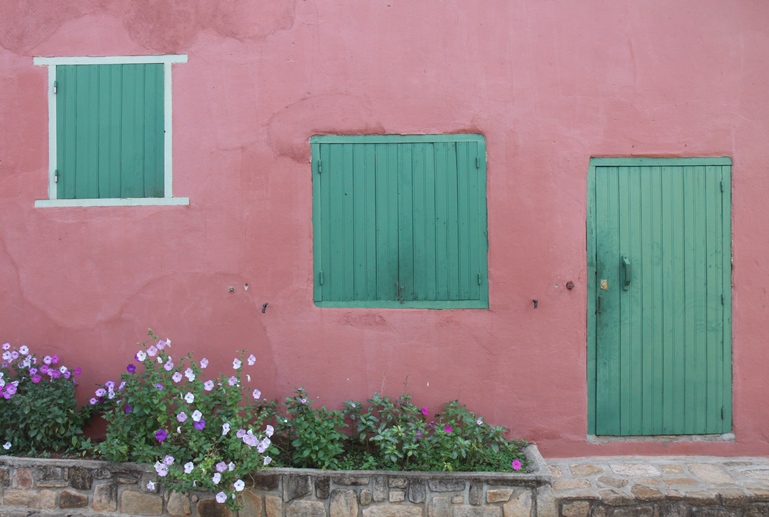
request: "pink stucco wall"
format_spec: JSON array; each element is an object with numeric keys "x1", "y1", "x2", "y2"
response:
[{"x1": 1, "y1": 0, "x2": 768, "y2": 457}]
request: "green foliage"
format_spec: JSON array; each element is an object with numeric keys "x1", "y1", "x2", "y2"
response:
[
  {"x1": 269, "y1": 389, "x2": 528, "y2": 473},
  {"x1": 0, "y1": 343, "x2": 96, "y2": 455},
  {"x1": 92, "y1": 330, "x2": 273, "y2": 511}
]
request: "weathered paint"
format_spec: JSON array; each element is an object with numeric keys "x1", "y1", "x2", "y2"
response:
[{"x1": 1, "y1": 0, "x2": 769, "y2": 457}]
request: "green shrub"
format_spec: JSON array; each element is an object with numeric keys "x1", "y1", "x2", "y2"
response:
[{"x1": 0, "y1": 343, "x2": 95, "y2": 455}]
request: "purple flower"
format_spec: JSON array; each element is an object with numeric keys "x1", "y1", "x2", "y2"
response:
[
  {"x1": 177, "y1": 412, "x2": 187, "y2": 423},
  {"x1": 147, "y1": 345, "x2": 158, "y2": 357},
  {"x1": 172, "y1": 372, "x2": 183, "y2": 383},
  {"x1": 416, "y1": 430, "x2": 422, "y2": 439},
  {"x1": 127, "y1": 364, "x2": 136, "y2": 373},
  {"x1": 40, "y1": 364, "x2": 50, "y2": 374},
  {"x1": 216, "y1": 461, "x2": 227, "y2": 473},
  {"x1": 29, "y1": 368, "x2": 37, "y2": 375},
  {"x1": 164, "y1": 360, "x2": 174, "y2": 371},
  {"x1": 228, "y1": 376, "x2": 237, "y2": 386},
  {"x1": 215, "y1": 492, "x2": 227, "y2": 504},
  {"x1": 63, "y1": 370, "x2": 71, "y2": 379},
  {"x1": 51, "y1": 355, "x2": 59, "y2": 364},
  {"x1": 125, "y1": 405, "x2": 131, "y2": 414},
  {"x1": 443, "y1": 425, "x2": 453, "y2": 434},
  {"x1": 194, "y1": 420, "x2": 206, "y2": 431},
  {"x1": 89, "y1": 398, "x2": 98, "y2": 405},
  {"x1": 204, "y1": 380, "x2": 214, "y2": 391},
  {"x1": 31, "y1": 374, "x2": 42, "y2": 384},
  {"x1": 155, "y1": 383, "x2": 164, "y2": 390},
  {"x1": 421, "y1": 407, "x2": 429, "y2": 416},
  {"x1": 73, "y1": 367, "x2": 82, "y2": 376},
  {"x1": 512, "y1": 459, "x2": 522, "y2": 471},
  {"x1": 247, "y1": 354, "x2": 256, "y2": 366},
  {"x1": 236, "y1": 429, "x2": 246, "y2": 439},
  {"x1": 252, "y1": 388, "x2": 261, "y2": 399},
  {"x1": 51, "y1": 370, "x2": 61, "y2": 379},
  {"x1": 155, "y1": 429, "x2": 168, "y2": 442},
  {"x1": 43, "y1": 355, "x2": 52, "y2": 365},
  {"x1": 200, "y1": 358, "x2": 209, "y2": 369},
  {"x1": 95, "y1": 388, "x2": 106, "y2": 397}
]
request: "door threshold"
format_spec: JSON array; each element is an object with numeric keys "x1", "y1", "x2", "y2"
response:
[{"x1": 587, "y1": 433, "x2": 735, "y2": 444}]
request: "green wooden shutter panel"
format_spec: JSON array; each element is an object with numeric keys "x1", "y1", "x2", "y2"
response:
[
  {"x1": 56, "y1": 63, "x2": 164, "y2": 199},
  {"x1": 589, "y1": 158, "x2": 732, "y2": 436},
  {"x1": 313, "y1": 135, "x2": 488, "y2": 308}
]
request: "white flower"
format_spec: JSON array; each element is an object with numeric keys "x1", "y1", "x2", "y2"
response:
[
  {"x1": 247, "y1": 354, "x2": 256, "y2": 366},
  {"x1": 265, "y1": 425, "x2": 274, "y2": 438},
  {"x1": 233, "y1": 358, "x2": 242, "y2": 370},
  {"x1": 228, "y1": 462, "x2": 235, "y2": 471},
  {"x1": 154, "y1": 462, "x2": 168, "y2": 477},
  {"x1": 252, "y1": 389, "x2": 261, "y2": 400},
  {"x1": 59, "y1": 366, "x2": 68, "y2": 374},
  {"x1": 184, "y1": 462, "x2": 194, "y2": 474},
  {"x1": 184, "y1": 392, "x2": 194, "y2": 404},
  {"x1": 163, "y1": 455, "x2": 175, "y2": 466},
  {"x1": 136, "y1": 350, "x2": 147, "y2": 362},
  {"x1": 1, "y1": 352, "x2": 10, "y2": 361},
  {"x1": 172, "y1": 372, "x2": 183, "y2": 383},
  {"x1": 19, "y1": 345, "x2": 28, "y2": 355},
  {"x1": 1, "y1": 343, "x2": 9, "y2": 351},
  {"x1": 192, "y1": 410, "x2": 203, "y2": 422},
  {"x1": 204, "y1": 380, "x2": 214, "y2": 391},
  {"x1": 147, "y1": 480, "x2": 155, "y2": 490},
  {"x1": 212, "y1": 473, "x2": 221, "y2": 484},
  {"x1": 215, "y1": 492, "x2": 227, "y2": 503},
  {"x1": 263, "y1": 456, "x2": 272, "y2": 466},
  {"x1": 200, "y1": 358, "x2": 209, "y2": 369},
  {"x1": 147, "y1": 345, "x2": 158, "y2": 357},
  {"x1": 157, "y1": 357, "x2": 163, "y2": 363},
  {"x1": 233, "y1": 479, "x2": 245, "y2": 492},
  {"x1": 184, "y1": 368, "x2": 195, "y2": 381},
  {"x1": 222, "y1": 423, "x2": 230, "y2": 436},
  {"x1": 2, "y1": 442, "x2": 11, "y2": 450}
]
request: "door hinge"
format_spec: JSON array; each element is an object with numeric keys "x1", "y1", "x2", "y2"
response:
[
  {"x1": 318, "y1": 271, "x2": 324, "y2": 285},
  {"x1": 721, "y1": 406, "x2": 724, "y2": 419},
  {"x1": 721, "y1": 294, "x2": 724, "y2": 305},
  {"x1": 54, "y1": 170, "x2": 59, "y2": 183},
  {"x1": 477, "y1": 273, "x2": 482, "y2": 285},
  {"x1": 720, "y1": 180, "x2": 723, "y2": 192},
  {"x1": 475, "y1": 157, "x2": 480, "y2": 169},
  {"x1": 53, "y1": 80, "x2": 57, "y2": 94},
  {"x1": 317, "y1": 160, "x2": 322, "y2": 174}
]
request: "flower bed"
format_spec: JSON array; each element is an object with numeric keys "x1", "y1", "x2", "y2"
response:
[{"x1": 0, "y1": 444, "x2": 551, "y2": 517}]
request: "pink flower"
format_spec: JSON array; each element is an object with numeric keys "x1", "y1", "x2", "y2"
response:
[
  {"x1": 512, "y1": 459, "x2": 522, "y2": 471},
  {"x1": 51, "y1": 355, "x2": 59, "y2": 364},
  {"x1": 31, "y1": 374, "x2": 42, "y2": 383},
  {"x1": 444, "y1": 425, "x2": 453, "y2": 434},
  {"x1": 421, "y1": 407, "x2": 429, "y2": 416}
]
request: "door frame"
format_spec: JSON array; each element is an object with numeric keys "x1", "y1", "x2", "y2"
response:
[{"x1": 586, "y1": 156, "x2": 733, "y2": 436}]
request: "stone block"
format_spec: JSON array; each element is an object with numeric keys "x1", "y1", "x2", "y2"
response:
[
  {"x1": 92, "y1": 481, "x2": 118, "y2": 512},
  {"x1": 336, "y1": 476, "x2": 370, "y2": 486},
  {"x1": 197, "y1": 498, "x2": 233, "y2": 517},
  {"x1": 549, "y1": 466, "x2": 563, "y2": 479},
  {"x1": 283, "y1": 475, "x2": 311, "y2": 502},
  {"x1": 688, "y1": 464, "x2": 736, "y2": 485},
  {"x1": 569, "y1": 464, "x2": 603, "y2": 477},
  {"x1": 389, "y1": 478, "x2": 408, "y2": 489},
  {"x1": 361, "y1": 489, "x2": 372, "y2": 505},
  {"x1": 683, "y1": 491, "x2": 720, "y2": 505},
  {"x1": 719, "y1": 488, "x2": 751, "y2": 507},
  {"x1": 117, "y1": 473, "x2": 141, "y2": 484},
  {"x1": 428, "y1": 479, "x2": 466, "y2": 492},
  {"x1": 469, "y1": 482, "x2": 483, "y2": 505},
  {"x1": 60, "y1": 489, "x2": 88, "y2": 508},
  {"x1": 121, "y1": 489, "x2": 164, "y2": 515},
  {"x1": 487, "y1": 488, "x2": 514, "y2": 503},
  {"x1": 560, "y1": 501, "x2": 591, "y2": 517},
  {"x1": 597, "y1": 476, "x2": 627, "y2": 489},
  {"x1": 167, "y1": 491, "x2": 191, "y2": 516},
  {"x1": 630, "y1": 484, "x2": 665, "y2": 501},
  {"x1": 389, "y1": 489, "x2": 405, "y2": 502},
  {"x1": 373, "y1": 476, "x2": 386, "y2": 502},
  {"x1": 660, "y1": 465, "x2": 686, "y2": 475},
  {"x1": 286, "y1": 499, "x2": 326, "y2": 517},
  {"x1": 553, "y1": 479, "x2": 591, "y2": 491},
  {"x1": 70, "y1": 467, "x2": 93, "y2": 490},
  {"x1": 240, "y1": 490, "x2": 262, "y2": 517},
  {"x1": 331, "y1": 488, "x2": 359, "y2": 517},
  {"x1": 598, "y1": 490, "x2": 635, "y2": 506},
  {"x1": 658, "y1": 502, "x2": 689, "y2": 517},
  {"x1": 36, "y1": 479, "x2": 69, "y2": 488},
  {"x1": 452, "y1": 495, "x2": 465, "y2": 504},
  {"x1": 609, "y1": 464, "x2": 660, "y2": 477},
  {"x1": 454, "y1": 507, "x2": 503, "y2": 517},
  {"x1": 3, "y1": 488, "x2": 39, "y2": 507},
  {"x1": 691, "y1": 508, "x2": 740, "y2": 517},
  {"x1": 37, "y1": 489, "x2": 58, "y2": 509},
  {"x1": 0, "y1": 466, "x2": 9, "y2": 486},
  {"x1": 428, "y1": 495, "x2": 451, "y2": 517},
  {"x1": 745, "y1": 503, "x2": 769, "y2": 517},
  {"x1": 250, "y1": 473, "x2": 280, "y2": 491},
  {"x1": 535, "y1": 486, "x2": 557, "y2": 517},
  {"x1": 502, "y1": 489, "x2": 532, "y2": 517},
  {"x1": 663, "y1": 477, "x2": 699, "y2": 485},
  {"x1": 35, "y1": 466, "x2": 65, "y2": 482},
  {"x1": 94, "y1": 468, "x2": 112, "y2": 479},
  {"x1": 612, "y1": 507, "x2": 654, "y2": 517},
  {"x1": 315, "y1": 477, "x2": 330, "y2": 499},
  {"x1": 265, "y1": 495, "x2": 283, "y2": 517},
  {"x1": 12, "y1": 468, "x2": 33, "y2": 489},
  {"x1": 362, "y1": 506, "x2": 424, "y2": 517},
  {"x1": 408, "y1": 479, "x2": 426, "y2": 503}
]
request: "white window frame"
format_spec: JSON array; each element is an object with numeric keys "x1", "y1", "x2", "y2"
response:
[{"x1": 33, "y1": 55, "x2": 189, "y2": 207}]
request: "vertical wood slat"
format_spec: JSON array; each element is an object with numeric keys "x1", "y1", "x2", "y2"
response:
[{"x1": 55, "y1": 63, "x2": 163, "y2": 200}]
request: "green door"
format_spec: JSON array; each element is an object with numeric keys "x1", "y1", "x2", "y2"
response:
[{"x1": 588, "y1": 158, "x2": 732, "y2": 436}]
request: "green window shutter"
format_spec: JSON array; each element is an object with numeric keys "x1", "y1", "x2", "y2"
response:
[
  {"x1": 56, "y1": 63, "x2": 164, "y2": 199},
  {"x1": 312, "y1": 135, "x2": 488, "y2": 309}
]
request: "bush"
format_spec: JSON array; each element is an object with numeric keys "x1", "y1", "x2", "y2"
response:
[
  {"x1": 0, "y1": 342, "x2": 95, "y2": 455},
  {"x1": 92, "y1": 331, "x2": 272, "y2": 511}
]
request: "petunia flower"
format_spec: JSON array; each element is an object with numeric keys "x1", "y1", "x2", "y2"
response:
[
  {"x1": 155, "y1": 429, "x2": 168, "y2": 442},
  {"x1": 234, "y1": 479, "x2": 245, "y2": 492},
  {"x1": 127, "y1": 364, "x2": 136, "y2": 373},
  {"x1": 177, "y1": 412, "x2": 188, "y2": 423},
  {"x1": 73, "y1": 367, "x2": 82, "y2": 376},
  {"x1": 184, "y1": 462, "x2": 194, "y2": 474},
  {"x1": 31, "y1": 374, "x2": 41, "y2": 384},
  {"x1": 222, "y1": 423, "x2": 230, "y2": 435},
  {"x1": 252, "y1": 389, "x2": 261, "y2": 400},
  {"x1": 263, "y1": 456, "x2": 272, "y2": 466},
  {"x1": 228, "y1": 376, "x2": 238, "y2": 386},
  {"x1": 421, "y1": 407, "x2": 429, "y2": 416},
  {"x1": 265, "y1": 425, "x2": 274, "y2": 438},
  {"x1": 191, "y1": 410, "x2": 202, "y2": 422},
  {"x1": 147, "y1": 480, "x2": 155, "y2": 490},
  {"x1": 19, "y1": 345, "x2": 29, "y2": 355},
  {"x1": 233, "y1": 358, "x2": 242, "y2": 369},
  {"x1": 194, "y1": 420, "x2": 206, "y2": 430},
  {"x1": 216, "y1": 462, "x2": 227, "y2": 473},
  {"x1": 147, "y1": 345, "x2": 158, "y2": 357},
  {"x1": 247, "y1": 354, "x2": 256, "y2": 365},
  {"x1": 135, "y1": 351, "x2": 147, "y2": 362},
  {"x1": 512, "y1": 459, "x2": 522, "y2": 471},
  {"x1": 204, "y1": 380, "x2": 214, "y2": 391},
  {"x1": 228, "y1": 462, "x2": 235, "y2": 471},
  {"x1": 215, "y1": 492, "x2": 227, "y2": 504},
  {"x1": 155, "y1": 383, "x2": 164, "y2": 390},
  {"x1": 164, "y1": 455, "x2": 175, "y2": 466},
  {"x1": 172, "y1": 372, "x2": 183, "y2": 383},
  {"x1": 200, "y1": 358, "x2": 209, "y2": 369},
  {"x1": 2, "y1": 442, "x2": 11, "y2": 450},
  {"x1": 51, "y1": 355, "x2": 59, "y2": 364},
  {"x1": 164, "y1": 360, "x2": 174, "y2": 371},
  {"x1": 154, "y1": 462, "x2": 168, "y2": 477},
  {"x1": 184, "y1": 392, "x2": 194, "y2": 403},
  {"x1": 1, "y1": 343, "x2": 9, "y2": 350},
  {"x1": 444, "y1": 425, "x2": 453, "y2": 434}
]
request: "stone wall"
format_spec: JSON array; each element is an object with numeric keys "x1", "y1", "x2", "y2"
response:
[{"x1": 0, "y1": 445, "x2": 552, "y2": 516}]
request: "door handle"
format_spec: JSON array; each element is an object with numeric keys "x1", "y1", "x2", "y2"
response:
[{"x1": 621, "y1": 255, "x2": 631, "y2": 291}]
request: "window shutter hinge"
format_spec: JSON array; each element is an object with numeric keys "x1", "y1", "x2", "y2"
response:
[
  {"x1": 721, "y1": 294, "x2": 724, "y2": 305},
  {"x1": 720, "y1": 180, "x2": 723, "y2": 192},
  {"x1": 53, "y1": 80, "x2": 57, "y2": 94},
  {"x1": 317, "y1": 160, "x2": 322, "y2": 174},
  {"x1": 475, "y1": 157, "x2": 480, "y2": 169},
  {"x1": 319, "y1": 271, "x2": 324, "y2": 285},
  {"x1": 477, "y1": 273, "x2": 482, "y2": 285},
  {"x1": 54, "y1": 170, "x2": 59, "y2": 183}
]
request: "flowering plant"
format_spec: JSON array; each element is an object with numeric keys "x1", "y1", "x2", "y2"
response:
[
  {"x1": 93, "y1": 331, "x2": 273, "y2": 510},
  {"x1": 0, "y1": 342, "x2": 93, "y2": 455}
]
